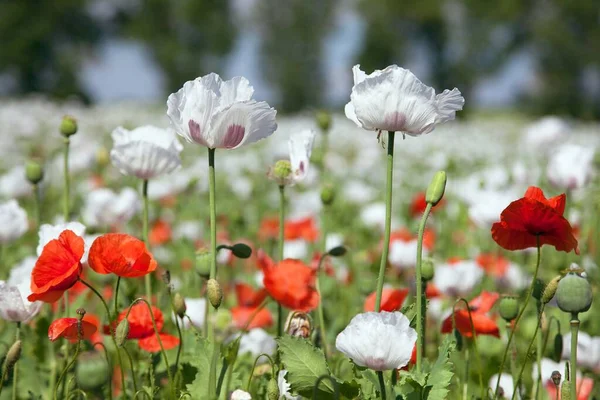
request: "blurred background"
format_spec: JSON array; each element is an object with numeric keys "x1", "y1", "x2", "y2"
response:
[{"x1": 1, "y1": 0, "x2": 599, "y2": 119}]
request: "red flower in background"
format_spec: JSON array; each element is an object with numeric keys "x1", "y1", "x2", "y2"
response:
[
  {"x1": 441, "y1": 291, "x2": 500, "y2": 338},
  {"x1": 29, "y1": 230, "x2": 84, "y2": 303},
  {"x1": 259, "y1": 217, "x2": 279, "y2": 241},
  {"x1": 364, "y1": 288, "x2": 409, "y2": 312},
  {"x1": 48, "y1": 317, "x2": 97, "y2": 342},
  {"x1": 231, "y1": 283, "x2": 273, "y2": 329},
  {"x1": 149, "y1": 220, "x2": 172, "y2": 246},
  {"x1": 546, "y1": 376, "x2": 593, "y2": 400},
  {"x1": 258, "y1": 251, "x2": 319, "y2": 312},
  {"x1": 476, "y1": 253, "x2": 509, "y2": 278},
  {"x1": 409, "y1": 192, "x2": 444, "y2": 218},
  {"x1": 491, "y1": 186, "x2": 578, "y2": 253},
  {"x1": 284, "y1": 217, "x2": 319, "y2": 242},
  {"x1": 88, "y1": 233, "x2": 157, "y2": 278}
]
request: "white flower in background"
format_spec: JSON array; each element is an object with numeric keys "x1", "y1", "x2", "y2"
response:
[
  {"x1": 237, "y1": 328, "x2": 277, "y2": 358},
  {"x1": 325, "y1": 233, "x2": 344, "y2": 252},
  {"x1": 0, "y1": 257, "x2": 42, "y2": 322},
  {"x1": 433, "y1": 260, "x2": 484, "y2": 297},
  {"x1": 283, "y1": 239, "x2": 308, "y2": 260},
  {"x1": 335, "y1": 311, "x2": 417, "y2": 371},
  {"x1": 0, "y1": 166, "x2": 32, "y2": 198},
  {"x1": 278, "y1": 370, "x2": 301, "y2": 400},
  {"x1": 173, "y1": 221, "x2": 203, "y2": 241},
  {"x1": 532, "y1": 359, "x2": 569, "y2": 386},
  {"x1": 562, "y1": 332, "x2": 600, "y2": 371},
  {"x1": 110, "y1": 125, "x2": 183, "y2": 179},
  {"x1": 288, "y1": 129, "x2": 316, "y2": 184},
  {"x1": 523, "y1": 116, "x2": 569, "y2": 150},
  {"x1": 173, "y1": 297, "x2": 206, "y2": 329},
  {"x1": 0, "y1": 200, "x2": 28, "y2": 243},
  {"x1": 343, "y1": 180, "x2": 377, "y2": 204},
  {"x1": 467, "y1": 190, "x2": 520, "y2": 229},
  {"x1": 167, "y1": 73, "x2": 277, "y2": 149},
  {"x1": 489, "y1": 374, "x2": 519, "y2": 399},
  {"x1": 82, "y1": 187, "x2": 140, "y2": 228},
  {"x1": 345, "y1": 65, "x2": 464, "y2": 135},
  {"x1": 546, "y1": 143, "x2": 595, "y2": 190},
  {"x1": 147, "y1": 170, "x2": 193, "y2": 200},
  {"x1": 497, "y1": 262, "x2": 530, "y2": 291},
  {"x1": 360, "y1": 202, "x2": 399, "y2": 231},
  {"x1": 230, "y1": 389, "x2": 252, "y2": 400},
  {"x1": 37, "y1": 221, "x2": 86, "y2": 256},
  {"x1": 389, "y1": 239, "x2": 423, "y2": 271}
]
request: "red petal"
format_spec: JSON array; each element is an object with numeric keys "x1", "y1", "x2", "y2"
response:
[{"x1": 138, "y1": 333, "x2": 180, "y2": 352}]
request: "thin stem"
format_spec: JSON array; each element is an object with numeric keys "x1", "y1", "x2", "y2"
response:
[
  {"x1": 63, "y1": 137, "x2": 70, "y2": 220},
  {"x1": 313, "y1": 375, "x2": 339, "y2": 400},
  {"x1": 245, "y1": 353, "x2": 276, "y2": 392},
  {"x1": 454, "y1": 298, "x2": 485, "y2": 399},
  {"x1": 315, "y1": 254, "x2": 329, "y2": 358},
  {"x1": 207, "y1": 147, "x2": 218, "y2": 398},
  {"x1": 33, "y1": 183, "x2": 41, "y2": 228},
  {"x1": 415, "y1": 202, "x2": 433, "y2": 372},
  {"x1": 571, "y1": 314, "x2": 580, "y2": 400},
  {"x1": 142, "y1": 179, "x2": 151, "y2": 301},
  {"x1": 114, "y1": 277, "x2": 122, "y2": 316},
  {"x1": 375, "y1": 130, "x2": 395, "y2": 312},
  {"x1": 11, "y1": 322, "x2": 20, "y2": 400},
  {"x1": 535, "y1": 301, "x2": 543, "y2": 400},
  {"x1": 122, "y1": 346, "x2": 139, "y2": 395},
  {"x1": 463, "y1": 347, "x2": 469, "y2": 400},
  {"x1": 174, "y1": 309, "x2": 183, "y2": 371},
  {"x1": 277, "y1": 185, "x2": 285, "y2": 338},
  {"x1": 377, "y1": 370, "x2": 387, "y2": 400},
  {"x1": 506, "y1": 322, "x2": 517, "y2": 387},
  {"x1": 494, "y1": 238, "x2": 541, "y2": 398},
  {"x1": 55, "y1": 340, "x2": 80, "y2": 400}
]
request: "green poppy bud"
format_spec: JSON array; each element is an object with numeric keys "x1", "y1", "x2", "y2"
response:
[
  {"x1": 207, "y1": 279, "x2": 223, "y2": 309},
  {"x1": 532, "y1": 278, "x2": 545, "y2": 301},
  {"x1": 59, "y1": 115, "x2": 78, "y2": 137},
  {"x1": 230, "y1": 243, "x2": 252, "y2": 259},
  {"x1": 552, "y1": 333, "x2": 563, "y2": 362},
  {"x1": 315, "y1": 110, "x2": 332, "y2": 132},
  {"x1": 425, "y1": 171, "x2": 447, "y2": 206},
  {"x1": 269, "y1": 160, "x2": 293, "y2": 186},
  {"x1": 3, "y1": 340, "x2": 22, "y2": 376},
  {"x1": 561, "y1": 381, "x2": 571, "y2": 400},
  {"x1": 542, "y1": 276, "x2": 562, "y2": 304},
  {"x1": 320, "y1": 184, "x2": 335, "y2": 206},
  {"x1": 498, "y1": 296, "x2": 519, "y2": 322},
  {"x1": 25, "y1": 160, "x2": 44, "y2": 184},
  {"x1": 551, "y1": 370, "x2": 561, "y2": 387},
  {"x1": 267, "y1": 377, "x2": 280, "y2": 400},
  {"x1": 556, "y1": 266, "x2": 592, "y2": 314},
  {"x1": 421, "y1": 258, "x2": 435, "y2": 281},
  {"x1": 115, "y1": 319, "x2": 130, "y2": 347},
  {"x1": 328, "y1": 246, "x2": 347, "y2": 257},
  {"x1": 172, "y1": 293, "x2": 187, "y2": 318}
]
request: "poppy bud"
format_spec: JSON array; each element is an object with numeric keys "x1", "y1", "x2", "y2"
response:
[
  {"x1": 115, "y1": 319, "x2": 130, "y2": 347},
  {"x1": 328, "y1": 246, "x2": 347, "y2": 257},
  {"x1": 269, "y1": 160, "x2": 293, "y2": 186},
  {"x1": 230, "y1": 243, "x2": 252, "y2": 259},
  {"x1": 207, "y1": 279, "x2": 223, "y2": 309},
  {"x1": 76, "y1": 351, "x2": 110, "y2": 390},
  {"x1": 59, "y1": 115, "x2": 78, "y2": 137},
  {"x1": 95, "y1": 147, "x2": 110, "y2": 168},
  {"x1": 499, "y1": 296, "x2": 519, "y2": 322},
  {"x1": 25, "y1": 160, "x2": 44, "y2": 184},
  {"x1": 285, "y1": 311, "x2": 313, "y2": 338},
  {"x1": 556, "y1": 266, "x2": 593, "y2": 314},
  {"x1": 172, "y1": 293, "x2": 186, "y2": 318},
  {"x1": 315, "y1": 110, "x2": 332, "y2": 132},
  {"x1": 3, "y1": 340, "x2": 22, "y2": 376},
  {"x1": 320, "y1": 184, "x2": 335, "y2": 206},
  {"x1": 196, "y1": 248, "x2": 211, "y2": 279},
  {"x1": 551, "y1": 370, "x2": 561, "y2": 387},
  {"x1": 552, "y1": 333, "x2": 563, "y2": 362},
  {"x1": 267, "y1": 377, "x2": 280, "y2": 400},
  {"x1": 561, "y1": 381, "x2": 571, "y2": 400},
  {"x1": 542, "y1": 276, "x2": 562, "y2": 304},
  {"x1": 76, "y1": 308, "x2": 86, "y2": 320},
  {"x1": 421, "y1": 258, "x2": 435, "y2": 281},
  {"x1": 425, "y1": 171, "x2": 447, "y2": 206}
]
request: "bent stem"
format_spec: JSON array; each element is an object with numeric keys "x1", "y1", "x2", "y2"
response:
[
  {"x1": 142, "y1": 179, "x2": 151, "y2": 301},
  {"x1": 415, "y1": 202, "x2": 433, "y2": 372},
  {"x1": 12, "y1": 322, "x2": 20, "y2": 400},
  {"x1": 316, "y1": 254, "x2": 330, "y2": 359},
  {"x1": 375, "y1": 130, "x2": 396, "y2": 312},
  {"x1": 245, "y1": 353, "x2": 276, "y2": 392},
  {"x1": 207, "y1": 147, "x2": 219, "y2": 398},
  {"x1": 54, "y1": 339, "x2": 80, "y2": 400},
  {"x1": 570, "y1": 313, "x2": 580, "y2": 399},
  {"x1": 494, "y1": 238, "x2": 541, "y2": 398},
  {"x1": 277, "y1": 184, "x2": 285, "y2": 338},
  {"x1": 313, "y1": 375, "x2": 339, "y2": 399}
]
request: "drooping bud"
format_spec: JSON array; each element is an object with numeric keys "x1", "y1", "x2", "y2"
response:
[
  {"x1": 556, "y1": 265, "x2": 593, "y2": 314},
  {"x1": 3, "y1": 340, "x2": 22, "y2": 375},
  {"x1": 207, "y1": 279, "x2": 223, "y2": 309},
  {"x1": 196, "y1": 248, "x2": 211, "y2": 279},
  {"x1": 59, "y1": 115, "x2": 78, "y2": 137},
  {"x1": 76, "y1": 351, "x2": 110, "y2": 390},
  {"x1": 25, "y1": 160, "x2": 44, "y2": 184},
  {"x1": 315, "y1": 110, "x2": 332, "y2": 132},
  {"x1": 285, "y1": 311, "x2": 313, "y2": 339},
  {"x1": 551, "y1": 370, "x2": 562, "y2": 387},
  {"x1": 268, "y1": 160, "x2": 293, "y2": 186},
  {"x1": 115, "y1": 319, "x2": 130, "y2": 347},
  {"x1": 425, "y1": 171, "x2": 447, "y2": 206},
  {"x1": 267, "y1": 377, "x2": 280, "y2": 400},
  {"x1": 230, "y1": 243, "x2": 252, "y2": 259},
  {"x1": 542, "y1": 276, "x2": 562, "y2": 304},
  {"x1": 172, "y1": 293, "x2": 187, "y2": 318},
  {"x1": 320, "y1": 184, "x2": 335, "y2": 206},
  {"x1": 421, "y1": 258, "x2": 435, "y2": 281},
  {"x1": 327, "y1": 246, "x2": 347, "y2": 257},
  {"x1": 498, "y1": 296, "x2": 519, "y2": 322},
  {"x1": 552, "y1": 333, "x2": 563, "y2": 362}
]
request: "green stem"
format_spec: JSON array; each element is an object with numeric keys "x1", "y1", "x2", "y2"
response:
[
  {"x1": 207, "y1": 148, "x2": 218, "y2": 398},
  {"x1": 277, "y1": 184, "x2": 285, "y2": 338},
  {"x1": 54, "y1": 340, "x2": 80, "y2": 400},
  {"x1": 123, "y1": 345, "x2": 139, "y2": 395},
  {"x1": 506, "y1": 322, "x2": 517, "y2": 387},
  {"x1": 142, "y1": 179, "x2": 151, "y2": 301},
  {"x1": 315, "y1": 254, "x2": 329, "y2": 359},
  {"x1": 245, "y1": 353, "x2": 276, "y2": 392},
  {"x1": 12, "y1": 322, "x2": 20, "y2": 400},
  {"x1": 535, "y1": 301, "x2": 543, "y2": 400},
  {"x1": 454, "y1": 298, "x2": 485, "y2": 399},
  {"x1": 63, "y1": 137, "x2": 70, "y2": 220},
  {"x1": 571, "y1": 313, "x2": 580, "y2": 399},
  {"x1": 494, "y1": 238, "x2": 541, "y2": 398},
  {"x1": 114, "y1": 277, "x2": 122, "y2": 316},
  {"x1": 377, "y1": 370, "x2": 387, "y2": 400},
  {"x1": 33, "y1": 183, "x2": 42, "y2": 228},
  {"x1": 174, "y1": 309, "x2": 183, "y2": 372},
  {"x1": 463, "y1": 346, "x2": 469, "y2": 400},
  {"x1": 415, "y1": 202, "x2": 433, "y2": 372}
]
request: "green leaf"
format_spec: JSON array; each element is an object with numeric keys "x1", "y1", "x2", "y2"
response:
[
  {"x1": 395, "y1": 369, "x2": 427, "y2": 400},
  {"x1": 276, "y1": 336, "x2": 334, "y2": 397},
  {"x1": 424, "y1": 335, "x2": 456, "y2": 400},
  {"x1": 185, "y1": 335, "x2": 212, "y2": 398}
]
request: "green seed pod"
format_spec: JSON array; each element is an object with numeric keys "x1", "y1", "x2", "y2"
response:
[
  {"x1": 315, "y1": 110, "x2": 332, "y2": 132},
  {"x1": 76, "y1": 351, "x2": 110, "y2": 390},
  {"x1": 556, "y1": 270, "x2": 593, "y2": 314},
  {"x1": 59, "y1": 115, "x2": 78, "y2": 137},
  {"x1": 96, "y1": 147, "x2": 110, "y2": 168},
  {"x1": 195, "y1": 248, "x2": 211, "y2": 279},
  {"x1": 172, "y1": 293, "x2": 187, "y2": 318},
  {"x1": 25, "y1": 160, "x2": 44, "y2": 184},
  {"x1": 207, "y1": 279, "x2": 223, "y2": 309},
  {"x1": 267, "y1": 377, "x2": 280, "y2": 400},
  {"x1": 115, "y1": 319, "x2": 130, "y2": 347},
  {"x1": 230, "y1": 243, "x2": 252, "y2": 259},
  {"x1": 552, "y1": 333, "x2": 563, "y2": 362},
  {"x1": 561, "y1": 382, "x2": 571, "y2": 400},
  {"x1": 3, "y1": 340, "x2": 22, "y2": 375},
  {"x1": 498, "y1": 296, "x2": 519, "y2": 322},
  {"x1": 542, "y1": 276, "x2": 562, "y2": 304},
  {"x1": 272, "y1": 160, "x2": 292, "y2": 182},
  {"x1": 421, "y1": 258, "x2": 435, "y2": 281},
  {"x1": 320, "y1": 184, "x2": 335, "y2": 206},
  {"x1": 425, "y1": 171, "x2": 447, "y2": 206}
]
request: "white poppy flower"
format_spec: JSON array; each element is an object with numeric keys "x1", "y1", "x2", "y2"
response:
[
  {"x1": 433, "y1": 260, "x2": 484, "y2": 297},
  {"x1": 37, "y1": 221, "x2": 86, "y2": 256},
  {"x1": 562, "y1": 332, "x2": 600, "y2": 371},
  {"x1": 289, "y1": 129, "x2": 316, "y2": 183},
  {"x1": 489, "y1": 373, "x2": 519, "y2": 399},
  {"x1": 335, "y1": 311, "x2": 417, "y2": 371},
  {"x1": 278, "y1": 370, "x2": 301, "y2": 399},
  {"x1": 81, "y1": 187, "x2": 140, "y2": 228},
  {"x1": 389, "y1": 239, "x2": 424, "y2": 271},
  {"x1": 230, "y1": 389, "x2": 252, "y2": 400},
  {"x1": 0, "y1": 282, "x2": 43, "y2": 322},
  {"x1": 173, "y1": 297, "x2": 206, "y2": 329},
  {"x1": 167, "y1": 73, "x2": 277, "y2": 149},
  {"x1": 546, "y1": 144, "x2": 595, "y2": 190},
  {"x1": 110, "y1": 125, "x2": 183, "y2": 180},
  {"x1": 0, "y1": 200, "x2": 28, "y2": 243},
  {"x1": 283, "y1": 239, "x2": 308, "y2": 260},
  {"x1": 0, "y1": 166, "x2": 32, "y2": 198},
  {"x1": 345, "y1": 65, "x2": 464, "y2": 135},
  {"x1": 523, "y1": 116, "x2": 569, "y2": 150},
  {"x1": 237, "y1": 328, "x2": 277, "y2": 358}
]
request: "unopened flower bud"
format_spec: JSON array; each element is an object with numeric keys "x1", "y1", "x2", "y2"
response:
[
  {"x1": 230, "y1": 243, "x2": 252, "y2": 259},
  {"x1": 267, "y1": 377, "x2": 280, "y2": 400},
  {"x1": 551, "y1": 370, "x2": 561, "y2": 387},
  {"x1": 556, "y1": 266, "x2": 593, "y2": 314},
  {"x1": 542, "y1": 276, "x2": 562, "y2": 304},
  {"x1": 115, "y1": 319, "x2": 130, "y2": 347},
  {"x1": 425, "y1": 171, "x2": 447, "y2": 206},
  {"x1": 76, "y1": 351, "x2": 110, "y2": 390},
  {"x1": 532, "y1": 278, "x2": 545, "y2": 301},
  {"x1": 320, "y1": 184, "x2": 335, "y2": 206},
  {"x1": 76, "y1": 308, "x2": 86, "y2": 320},
  {"x1": 315, "y1": 110, "x2": 332, "y2": 132},
  {"x1": 328, "y1": 246, "x2": 347, "y2": 257},
  {"x1": 60, "y1": 115, "x2": 78, "y2": 137},
  {"x1": 196, "y1": 248, "x2": 211, "y2": 279},
  {"x1": 268, "y1": 160, "x2": 293, "y2": 186},
  {"x1": 25, "y1": 160, "x2": 44, "y2": 184},
  {"x1": 421, "y1": 258, "x2": 435, "y2": 281},
  {"x1": 285, "y1": 311, "x2": 313, "y2": 338},
  {"x1": 172, "y1": 293, "x2": 186, "y2": 318},
  {"x1": 207, "y1": 279, "x2": 223, "y2": 309},
  {"x1": 561, "y1": 381, "x2": 571, "y2": 400},
  {"x1": 499, "y1": 296, "x2": 519, "y2": 322},
  {"x1": 3, "y1": 340, "x2": 22, "y2": 375},
  {"x1": 553, "y1": 333, "x2": 563, "y2": 362},
  {"x1": 96, "y1": 147, "x2": 110, "y2": 167}
]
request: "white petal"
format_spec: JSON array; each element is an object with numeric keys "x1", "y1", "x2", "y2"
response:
[
  {"x1": 209, "y1": 101, "x2": 277, "y2": 149},
  {"x1": 0, "y1": 200, "x2": 28, "y2": 244},
  {"x1": 289, "y1": 129, "x2": 315, "y2": 183},
  {"x1": 217, "y1": 76, "x2": 254, "y2": 109},
  {"x1": 344, "y1": 101, "x2": 364, "y2": 128},
  {"x1": 434, "y1": 88, "x2": 465, "y2": 124}
]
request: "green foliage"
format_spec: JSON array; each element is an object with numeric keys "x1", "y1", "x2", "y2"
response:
[{"x1": 184, "y1": 335, "x2": 212, "y2": 399}]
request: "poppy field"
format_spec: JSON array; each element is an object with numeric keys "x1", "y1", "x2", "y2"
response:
[{"x1": 0, "y1": 67, "x2": 599, "y2": 400}]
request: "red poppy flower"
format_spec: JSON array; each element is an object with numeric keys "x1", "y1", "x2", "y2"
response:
[
  {"x1": 48, "y1": 317, "x2": 97, "y2": 342},
  {"x1": 441, "y1": 291, "x2": 500, "y2": 338},
  {"x1": 284, "y1": 217, "x2": 319, "y2": 242},
  {"x1": 231, "y1": 282, "x2": 272, "y2": 329},
  {"x1": 546, "y1": 376, "x2": 593, "y2": 400},
  {"x1": 235, "y1": 283, "x2": 267, "y2": 307},
  {"x1": 364, "y1": 288, "x2": 409, "y2": 312},
  {"x1": 88, "y1": 233, "x2": 158, "y2": 278},
  {"x1": 82, "y1": 314, "x2": 104, "y2": 345},
  {"x1": 409, "y1": 192, "x2": 444, "y2": 218},
  {"x1": 389, "y1": 228, "x2": 435, "y2": 250},
  {"x1": 491, "y1": 186, "x2": 579, "y2": 253},
  {"x1": 29, "y1": 230, "x2": 84, "y2": 303},
  {"x1": 138, "y1": 333, "x2": 180, "y2": 352},
  {"x1": 259, "y1": 217, "x2": 280, "y2": 241},
  {"x1": 258, "y1": 250, "x2": 319, "y2": 312},
  {"x1": 149, "y1": 220, "x2": 172, "y2": 246},
  {"x1": 476, "y1": 253, "x2": 509, "y2": 278}
]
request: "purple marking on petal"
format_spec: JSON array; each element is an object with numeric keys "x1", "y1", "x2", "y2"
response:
[
  {"x1": 299, "y1": 161, "x2": 305, "y2": 174},
  {"x1": 188, "y1": 120, "x2": 209, "y2": 146},
  {"x1": 384, "y1": 112, "x2": 407, "y2": 131},
  {"x1": 223, "y1": 124, "x2": 245, "y2": 148}
]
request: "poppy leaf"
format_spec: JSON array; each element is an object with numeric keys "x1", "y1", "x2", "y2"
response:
[{"x1": 424, "y1": 335, "x2": 457, "y2": 400}]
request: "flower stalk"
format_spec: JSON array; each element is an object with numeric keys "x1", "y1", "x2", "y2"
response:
[
  {"x1": 415, "y1": 202, "x2": 433, "y2": 372},
  {"x1": 315, "y1": 254, "x2": 330, "y2": 358},
  {"x1": 11, "y1": 322, "x2": 20, "y2": 400},
  {"x1": 570, "y1": 313, "x2": 580, "y2": 399},
  {"x1": 207, "y1": 147, "x2": 219, "y2": 398},
  {"x1": 142, "y1": 179, "x2": 151, "y2": 301},
  {"x1": 277, "y1": 184, "x2": 285, "y2": 337}
]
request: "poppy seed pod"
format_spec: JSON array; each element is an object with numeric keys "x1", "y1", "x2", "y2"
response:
[
  {"x1": 115, "y1": 319, "x2": 130, "y2": 347},
  {"x1": 498, "y1": 296, "x2": 519, "y2": 322},
  {"x1": 556, "y1": 270, "x2": 593, "y2": 314},
  {"x1": 3, "y1": 340, "x2": 22, "y2": 375},
  {"x1": 315, "y1": 110, "x2": 332, "y2": 132},
  {"x1": 421, "y1": 258, "x2": 435, "y2": 281},
  {"x1": 172, "y1": 293, "x2": 187, "y2": 318},
  {"x1": 551, "y1": 370, "x2": 562, "y2": 387},
  {"x1": 207, "y1": 279, "x2": 223, "y2": 309},
  {"x1": 425, "y1": 171, "x2": 447, "y2": 206},
  {"x1": 542, "y1": 276, "x2": 562, "y2": 304},
  {"x1": 25, "y1": 160, "x2": 44, "y2": 184},
  {"x1": 269, "y1": 160, "x2": 293, "y2": 185},
  {"x1": 76, "y1": 351, "x2": 110, "y2": 390},
  {"x1": 59, "y1": 115, "x2": 78, "y2": 137}
]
